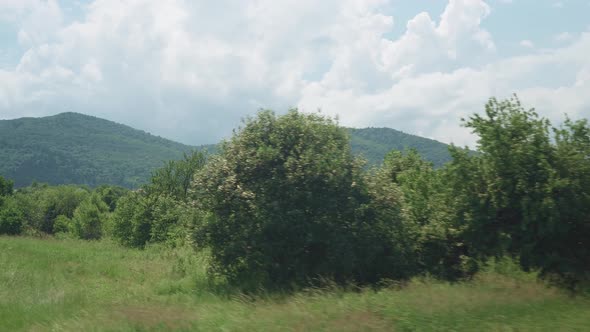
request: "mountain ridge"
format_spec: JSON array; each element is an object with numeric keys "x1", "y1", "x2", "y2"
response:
[{"x1": 0, "y1": 112, "x2": 452, "y2": 187}]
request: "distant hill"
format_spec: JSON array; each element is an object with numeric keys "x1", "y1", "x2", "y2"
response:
[
  {"x1": 0, "y1": 112, "x2": 204, "y2": 188},
  {"x1": 0, "y1": 113, "x2": 452, "y2": 188},
  {"x1": 348, "y1": 127, "x2": 451, "y2": 167}
]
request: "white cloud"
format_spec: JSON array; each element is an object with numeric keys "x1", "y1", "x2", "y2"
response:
[
  {"x1": 519, "y1": 40, "x2": 534, "y2": 48},
  {"x1": 554, "y1": 32, "x2": 574, "y2": 43},
  {"x1": 520, "y1": 39, "x2": 535, "y2": 48},
  {"x1": 0, "y1": 0, "x2": 588, "y2": 148}
]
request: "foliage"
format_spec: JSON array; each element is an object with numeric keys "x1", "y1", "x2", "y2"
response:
[
  {"x1": 0, "y1": 196, "x2": 24, "y2": 235},
  {"x1": 95, "y1": 185, "x2": 129, "y2": 212},
  {"x1": 0, "y1": 112, "x2": 210, "y2": 188},
  {"x1": 448, "y1": 96, "x2": 590, "y2": 287},
  {"x1": 379, "y1": 150, "x2": 474, "y2": 280},
  {"x1": 539, "y1": 118, "x2": 590, "y2": 286},
  {"x1": 194, "y1": 110, "x2": 417, "y2": 289},
  {"x1": 111, "y1": 192, "x2": 152, "y2": 247},
  {"x1": 147, "y1": 151, "x2": 207, "y2": 201},
  {"x1": 8, "y1": 184, "x2": 90, "y2": 234},
  {"x1": 1, "y1": 95, "x2": 588, "y2": 293},
  {"x1": 53, "y1": 215, "x2": 72, "y2": 234},
  {"x1": 348, "y1": 127, "x2": 453, "y2": 167},
  {"x1": 0, "y1": 175, "x2": 13, "y2": 196},
  {"x1": 0, "y1": 113, "x2": 451, "y2": 189},
  {"x1": 71, "y1": 193, "x2": 110, "y2": 240},
  {"x1": 111, "y1": 151, "x2": 207, "y2": 248}
]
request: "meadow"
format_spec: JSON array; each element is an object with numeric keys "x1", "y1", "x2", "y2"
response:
[{"x1": 1, "y1": 236, "x2": 589, "y2": 332}]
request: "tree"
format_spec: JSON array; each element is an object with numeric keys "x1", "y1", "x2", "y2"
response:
[
  {"x1": 448, "y1": 95, "x2": 590, "y2": 286},
  {"x1": 149, "y1": 151, "x2": 207, "y2": 201},
  {"x1": 53, "y1": 215, "x2": 72, "y2": 234},
  {"x1": 0, "y1": 196, "x2": 24, "y2": 235},
  {"x1": 95, "y1": 185, "x2": 129, "y2": 212},
  {"x1": 194, "y1": 110, "x2": 415, "y2": 289},
  {"x1": 380, "y1": 150, "x2": 473, "y2": 280},
  {"x1": 112, "y1": 192, "x2": 153, "y2": 247},
  {"x1": 71, "y1": 193, "x2": 109, "y2": 240},
  {"x1": 0, "y1": 176, "x2": 13, "y2": 197},
  {"x1": 539, "y1": 118, "x2": 590, "y2": 285},
  {"x1": 111, "y1": 150, "x2": 206, "y2": 248}
]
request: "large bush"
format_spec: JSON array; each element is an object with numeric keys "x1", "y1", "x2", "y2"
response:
[
  {"x1": 112, "y1": 192, "x2": 152, "y2": 247},
  {"x1": 5, "y1": 184, "x2": 90, "y2": 235},
  {"x1": 111, "y1": 151, "x2": 206, "y2": 248},
  {"x1": 194, "y1": 110, "x2": 416, "y2": 289},
  {"x1": 379, "y1": 150, "x2": 474, "y2": 280},
  {"x1": 0, "y1": 176, "x2": 13, "y2": 197},
  {"x1": 447, "y1": 96, "x2": 590, "y2": 287},
  {"x1": 0, "y1": 197, "x2": 24, "y2": 235},
  {"x1": 112, "y1": 193, "x2": 186, "y2": 247},
  {"x1": 71, "y1": 193, "x2": 109, "y2": 240}
]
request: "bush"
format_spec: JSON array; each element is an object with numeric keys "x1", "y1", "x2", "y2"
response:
[
  {"x1": 379, "y1": 150, "x2": 475, "y2": 280},
  {"x1": 194, "y1": 110, "x2": 417, "y2": 289},
  {"x1": 111, "y1": 192, "x2": 148, "y2": 247},
  {"x1": 447, "y1": 96, "x2": 590, "y2": 287},
  {"x1": 71, "y1": 194, "x2": 109, "y2": 240},
  {"x1": 0, "y1": 176, "x2": 13, "y2": 196},
  {"x1": 111, "y1": 151, "x2": 206, "y2": 248},
  {"x1": 0, "y1": 197, "x2": 24, "y2": 235},
  {"x1": 53, "y1": 215, "x2": 72, "y2": 234}
]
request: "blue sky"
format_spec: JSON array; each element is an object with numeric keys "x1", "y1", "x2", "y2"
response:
[{"x1": 1, "y1": 0, "x2": 589, "y2": 146}]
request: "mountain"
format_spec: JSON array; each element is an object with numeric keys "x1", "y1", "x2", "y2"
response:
[
  {"x1": 348, "y1": 127, "x2": 452, "y2": 168},
  {"x1": 0, "y1": 112, "x2": 202, "y2": 188},
  {"x1": 0, "y1": 113, "x2": 452, "y2": 188}
]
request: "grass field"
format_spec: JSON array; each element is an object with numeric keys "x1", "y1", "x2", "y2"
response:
[{"x1": 1, "y1": 236, "x2": 589, "y2": 331}]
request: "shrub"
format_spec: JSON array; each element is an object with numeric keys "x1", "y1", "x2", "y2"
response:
[
  {"x1": 0, "y1": 197, "x2": 24, "y2": 235},
  {"x1": 448, "y1": 96, "x2": 590, "y2": 287},
  {"x1": 194, "y1": 110, "x2": 417, "y2": 289},
  {"x1": 112, "y1": 192, "x2": 154, "y2": 247},
  {"x1": 53, "y1": 215, "x2": 72, "y2": 234},
  {"x1": 71, "y1": 193, "x2": 109, "y2": 240}
]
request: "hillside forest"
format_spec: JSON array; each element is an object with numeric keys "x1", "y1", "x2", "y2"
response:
[
  {"x1": 0, "y1": 112, "x2": 452, "y2": 188},
  {"x1": 1, "y1": 95, "x2": 589, "y2": 292}
]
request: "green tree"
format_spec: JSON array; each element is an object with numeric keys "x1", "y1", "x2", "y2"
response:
[
  {"x1": 149, "y1": 151, "x2": 206, "y2": 201},
  {"x1": 111, "y1": 192, "x2": 151, "y2": 247},
  {"x1": 111, "y1": 151, "x2": 206, "y2": 248},
  {"x1": 0, "y1": 196, "x2": 24, "y2": 235},
  {"x1": 53, "y1": 215, "x2": 72, "y2": 234},
  {"x1": 448, "y1": 96, "x2": 590, "y2": 286},
  {"x1": 194, "y1": 110, "x2": 415, "y2": 289},
  {"x1": 95, "y1": 185, "x2": 128, "y2": 212},
  {"x1": 0, "y1": 176, "x2": 13, "y2": 197},
  {"x1": 71, "y1": 193, "x2": 109, "y2": 240},
  {"x1": 538, "y1": 118, "x2": 590, "y2": 285},
  {"x1": 380, "y1": 150, "x2": 472, "y2": 280}
]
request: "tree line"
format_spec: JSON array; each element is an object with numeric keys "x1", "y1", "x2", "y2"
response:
[{"x1": 1, "y1": 96, "x2": 588, "y2": 291}]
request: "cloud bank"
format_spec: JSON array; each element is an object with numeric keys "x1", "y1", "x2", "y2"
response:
[{"x1": 0, "y1": 0, "x2": 588, "y2": 146}]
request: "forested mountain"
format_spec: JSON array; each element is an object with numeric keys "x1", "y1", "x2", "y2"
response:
[
  {"x1": 0, "y1": 112, "x2": 451, "y2": 187},
  {"x1": 348, "y1": 127, "x2": 452, "y2": 167},
  {"x1": 0, "y1": 113, "x2": 201, "y2": 188}
]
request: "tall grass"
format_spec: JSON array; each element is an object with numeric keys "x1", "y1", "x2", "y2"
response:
[{"x1": 1, "y1": 236, "x2": 588, "y2": 331}]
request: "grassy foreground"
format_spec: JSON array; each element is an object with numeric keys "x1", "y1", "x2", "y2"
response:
[{"x1": 1, "y1": 236, "x2": 589, "y2": 331}]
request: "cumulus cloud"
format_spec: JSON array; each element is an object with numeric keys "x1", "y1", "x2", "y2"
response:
[
  {"x1": 519, "y1": 40, "x2": 534, "y2": 48},
  {"x1": 0, "y1": 0, "x2": 588, "y2": 147},
  {"x1": 554, "y1": 32, "x2": 574, "y2": 43}
]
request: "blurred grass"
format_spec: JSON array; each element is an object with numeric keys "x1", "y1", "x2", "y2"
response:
[{"x1": 1, "y1": 236, "x2": 589, "y2": 331}]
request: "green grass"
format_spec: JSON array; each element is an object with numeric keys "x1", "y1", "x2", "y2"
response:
[{"x1": 1, "y1": 236, "x2": 589, "y2": 331}]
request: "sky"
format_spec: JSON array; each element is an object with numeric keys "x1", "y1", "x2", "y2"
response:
[{"x1": 0, "y1": 0, "x2": 589, "y2": 146}]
